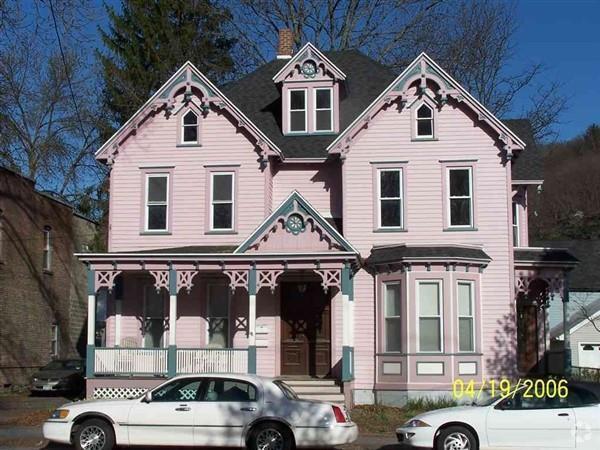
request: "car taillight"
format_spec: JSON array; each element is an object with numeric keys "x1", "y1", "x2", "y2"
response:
[{"x1": 332, "y1": 405, "x2": 346, "y2": 423}]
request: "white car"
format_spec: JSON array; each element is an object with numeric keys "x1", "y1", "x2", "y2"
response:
[
  {"x1": 43, "y1": 374, "x2": 358, "y2": 450},
  {"x1": 396, "y1": 382, "x2": 600, "y2": 450}
]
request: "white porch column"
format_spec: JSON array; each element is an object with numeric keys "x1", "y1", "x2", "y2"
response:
[
  {"x1": 341, "y1": 263, "x2": 354, "y2": 381},
  {"x1": 86, "y1": 269, "x2": 96, "y2": 379},
  {"x1": 168, "y1": 268, "x2": 177, "y2": 377},
  {"x1": 115, "y1": 298, "x2": 122, "y2": 347},
  {"x1": 248, "y1": 268, "x2": 257, "y2": 374}
]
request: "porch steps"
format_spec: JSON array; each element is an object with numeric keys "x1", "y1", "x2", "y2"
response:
[{"x1": 281, "y1": 379, "x2": 345, "y2": 404}]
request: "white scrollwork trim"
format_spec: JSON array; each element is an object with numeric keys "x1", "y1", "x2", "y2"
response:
[
  {"x1": 177, "y1": 271, "x2": 198, "y2": 294},
  {"x1": 150, "y1": 270, "x2": 169, "y2": 292}
]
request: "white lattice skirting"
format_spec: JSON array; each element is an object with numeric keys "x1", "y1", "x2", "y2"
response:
[{"x1": 93, "y1": 387, "x2": 148, "y2": 399}]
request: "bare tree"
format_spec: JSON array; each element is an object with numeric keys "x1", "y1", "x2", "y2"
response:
[{"x1": 225, "y1": 0, "x2": 566, "y2": 141}]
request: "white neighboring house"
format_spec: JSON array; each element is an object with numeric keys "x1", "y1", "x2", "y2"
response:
[{"x1": 544, "y1": 240, "x2": 600, "y2": 369}]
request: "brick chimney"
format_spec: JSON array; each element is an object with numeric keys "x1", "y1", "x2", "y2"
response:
[{"x1": 277, "y1": 28, "x2": 294, "y2": 60}]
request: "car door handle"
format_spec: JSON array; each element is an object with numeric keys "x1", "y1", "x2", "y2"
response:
[
  {"x1": 175, "y1": 405, "x2": 191, "y2": 412},
  {"x1": 240, "y1": 407, "x2": 257, "y2": 412},
  {"x1": 558, "y1": 413, "x2": 569, "y2": 417}
]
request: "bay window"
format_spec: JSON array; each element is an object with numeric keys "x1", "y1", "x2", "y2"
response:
[
  {"x1": 457, "y1": 281, "x2": 475, "y2": 352},
  {"x1": 210, "y1": 172, "x2": 234, "y2": 230},
  {"x1": 145, "y1": 174, "x2": 169, "y2": 231},
  {"x1": 418, "y1": 281, "x2": 443, "y2": 352},
  {"x1": 447, "y1": 167, "x2": 473, "y2": 228},
  {"x1": 378, "y1": 168, "x2": 403, "y2": 228},
  {"x1": 384, "y1": 282, "x2": 402, "y2": 352}
]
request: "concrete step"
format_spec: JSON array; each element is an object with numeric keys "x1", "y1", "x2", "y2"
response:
[
  {"x1": 297, "y1": 392, "x2": 345, "y2": 403},
  {"x1": 290, "y1": 385, "x2": 343, "y2": 394}
]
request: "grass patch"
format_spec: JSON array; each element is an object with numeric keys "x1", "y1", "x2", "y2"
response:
[{"x1": 350, "y1": 398, "x2": 457, "y2": 434}]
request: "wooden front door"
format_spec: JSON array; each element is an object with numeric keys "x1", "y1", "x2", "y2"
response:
[{"x1": 281, "y1": 282, "x2": 331, "y2": 377}]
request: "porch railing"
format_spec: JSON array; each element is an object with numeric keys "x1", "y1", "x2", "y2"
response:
[
  {"x1": 176, "y1": 348, "x2": 248, "y2": 374},
  {"x1": 94, "y1": 348, "x2": 168, "y2": 376}
]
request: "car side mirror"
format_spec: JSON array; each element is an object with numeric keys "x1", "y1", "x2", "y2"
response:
[{"x1": 142, "y1": 391, "x2": 152, "y2": 403}]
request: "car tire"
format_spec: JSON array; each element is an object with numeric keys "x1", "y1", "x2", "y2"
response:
[
  {"x1": 436, "y1": 425, "x2": 478, "y2": 450},
  {"x1": 248, "y1": 421, "x2": 293, "y2": 450},
  {"x1": 73, "y1": 418, "x2": 115, "y2": 450}
]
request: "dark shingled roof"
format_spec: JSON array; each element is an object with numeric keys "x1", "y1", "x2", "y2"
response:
[
  {"x1": 550, "y1": 297, "x2": 600, "y2": 339},
  {"x1": 514, "y1": 247, "x2": 579, "y2": 265},
  {"x1": 534, "y1": 240, "x2": 600, "y2": 291},
  {"x1": 366, "y1": 244, "x2": 491, "y2": 265},
  {"x1": 221, "y1": 50, "x2": 397, "y2": 158},
  {"x1": 126, "y1": 245, "x2": 238, "y2": 254},
  {"x1": 504, "y1": 119, "x2": 545, "y2": 182}
]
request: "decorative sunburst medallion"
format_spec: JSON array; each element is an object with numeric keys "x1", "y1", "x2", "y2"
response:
[
  {"x1": 301, "y1": 60, "x2": 317, "y2": 78},
  {"x1": 285, "y1": 213, "x2": 305, "y2": 235}
]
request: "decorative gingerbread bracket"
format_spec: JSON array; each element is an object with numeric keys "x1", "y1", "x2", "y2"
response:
[
  {"x1": 177, "y1": 270, "x2": 198, "y2": 294},
  {"x1": 95, "y1": 270, "x2": 122, "y2": 293},
  {"x1": 223, "y1": 270, "x2": 248, "y2": 292},
  {"x1": 150, "y1": 270, "x2": 170, "y2": 293},
  {"x1": 257, "y1": 270, "x2": 284, "y2": 293},
  {"x1": 314, "y1": 269, "x2": 341, "y2": 292}
]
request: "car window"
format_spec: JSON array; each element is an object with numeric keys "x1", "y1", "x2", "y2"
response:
[
  {"x1": 498, "y1": 391, "x2": 564, "y2": 410},
  {"x1": 201, "y1": 378, "x2": 257, "y2": 402},
  {"x1": 152, "y1": 378, "x2": 203, "y2": 402},
  {"x1": 567, "y1": 386, "x2": 599, "y2": 407}
]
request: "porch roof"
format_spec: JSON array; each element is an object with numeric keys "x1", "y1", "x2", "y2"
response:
[
  {"x1": 125, "y1": 245, "x2": 238, "y2": 254},
  {"x1": 365, "y1": 243, "x2": 491, "y2": 267},
  {"x1": 514, "y1": 247, "x2": 579, "y2": 268}
]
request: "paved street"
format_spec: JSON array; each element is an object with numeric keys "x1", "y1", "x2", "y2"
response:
[{"x1": 0, "y1": 395, "x2": 399, "y2": 450}]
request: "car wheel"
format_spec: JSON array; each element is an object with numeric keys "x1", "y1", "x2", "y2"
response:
[
  {"x1": 249, "y1": 422, "x2": 293, "y2": 450},
  {"x1": 436, "y1": 425, "x2": 478, "y2": 450},
  {"x1": 73, "y1": 418, "x2": 115, "y2": 450}
]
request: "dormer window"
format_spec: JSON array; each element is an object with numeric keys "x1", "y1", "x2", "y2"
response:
[
  {"x1": 315, "y1": 88, "x2": 333, "y2": 132},
  {"x1": 416, "y1": 103, "x2": 434, "y2": 138},
  {"x1": 289, "y1": 89, "x2": 307, "y2": 133},
  {"x1": 182, "y1": 110, "x2": 198, "y2": 144}
]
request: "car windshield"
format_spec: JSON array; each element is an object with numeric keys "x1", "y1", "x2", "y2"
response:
[
  {"x1": 42, "y1": 360, "x2": 83, "y2": 371},
  {"x1": 273, "y1": 380, "x2": 299, "y2": 400}
]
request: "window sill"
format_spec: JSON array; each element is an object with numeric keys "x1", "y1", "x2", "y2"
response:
[
  {"x1": 443, "y1": 227, "x2": 478, "y2": 232},
  {"x1": 412, "y1": 137, "x2": 438, "y2": 142},
  {"x1": 139, "y1": 231, "x2": 172, "y2": 236},
  {"x1": 205, "y1": 230, "x2": 238, "y2": 235},
  {"x1": 283, "y1": 131, "x2": 337, "y2": 136},
  {"x1": 176, "y1": 143, "x2": 202, "y2": 148},
  {"x1": 373, "y1": 228, "x2": 407, "y2": 233}
]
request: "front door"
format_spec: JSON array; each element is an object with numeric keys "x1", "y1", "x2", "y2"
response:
[{"x1": 281, "y1": 282, "x2": 331, "y2": 377}]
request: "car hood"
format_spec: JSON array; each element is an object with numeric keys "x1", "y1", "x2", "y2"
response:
[
  {"x1": 62, "y1": 398, "x2": 138, "y2": 409},
  {"x1": 32, "y1": 369, "x2": 81, "y2": 379},
  {"x1": 402, "y1": 406, "x2": 483, "y2": 426}
]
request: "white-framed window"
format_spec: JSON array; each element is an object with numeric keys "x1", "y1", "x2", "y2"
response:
[
  {"x1": 182, "y1": 110, "x2": 199, "y2": 144},
  {"x1": 145, "y1": 174, "x2": 169, "y2": 231},
  {"x1": 447, "y1": 167, "x2": 473, "y2": 228},
  {"x1": 210, "y1": 172, "x2": 234, "y2": 230},
  {"x1": 417, "y1": 281, "x2": 443, "y2": 352},
  {"x1": 43, "y1": 226, "x2": 52, "y2": 271},
  {"x1": 288, "y1": 89, "x2": 307, "y2": 133},
  {"x1": 384, "y1": 282, "x2": 402, "y2": 352},
  {"x1": 207, "y1": 284, "x2": 230, "y2": 348},
  {"x1": 377, "y1": 168, "x2": 403, "y2": 228},
  {"x1": 143, "y1": 286, "x2": 165, "y2": 348},
  {"x1": 512, "y1": 202, "x2": 520, "y2": 246},
  {"x1": 416, "y1": 103, "x2": 434, "y2": 138},
  {"x1": 457, "y1": 281, "x2": 475, "y2": 352},
  {"x1": 314, "y1": 88, "x2": 333, "y2": 132},
  {"x1": 51, "y1": 323, "x2": 59, "y2": 357}
]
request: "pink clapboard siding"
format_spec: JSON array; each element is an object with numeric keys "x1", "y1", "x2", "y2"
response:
[
  {"x1": 108, "y1": 95, "x2": 268, "y2": 252},
  {"x1": 343, "y1": 92, "x2": 514, "y2": 386},
  {"x1": 272, "y1": 162, "x2": 342, "y2": 218}
]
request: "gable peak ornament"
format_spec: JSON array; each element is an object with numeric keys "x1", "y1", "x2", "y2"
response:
[{"x1": 301, "y1": 60, "x2": 317, "y2": 78}]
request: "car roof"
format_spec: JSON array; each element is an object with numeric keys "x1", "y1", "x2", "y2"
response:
[{"x1": 170, "y1": 373, "x2": 275, "y2": 384}]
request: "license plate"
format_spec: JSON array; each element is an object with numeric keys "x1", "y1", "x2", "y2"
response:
[{"x1": 42, "y1": 385, "x2": 52, "y2": 390}]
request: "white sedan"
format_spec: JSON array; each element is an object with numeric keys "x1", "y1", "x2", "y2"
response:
[
  {"x1": 43, "y1": 374, "x2": 358, "y2": 450},
  {"x1": 396, "y1": 382, "x2": 600, "y2": 450}
]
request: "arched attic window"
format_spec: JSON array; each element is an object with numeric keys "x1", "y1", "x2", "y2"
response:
[
  {"x1": 416, "y1": 103, "x2": 434, "y2": 138},
  {"x1": 182, "y1": 110, "x2": 199, "y2": 144}
]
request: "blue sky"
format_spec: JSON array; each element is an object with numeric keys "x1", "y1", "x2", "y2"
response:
[{"x1": 513, "y1": 0, "x2": 600, "y2": 139}]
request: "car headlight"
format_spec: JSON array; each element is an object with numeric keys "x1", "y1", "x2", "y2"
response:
[
  {"x1": 404, "y1": 419, "x2": 431, "y2": 428},
  {"x1": 31, "y1": 377, "x2": 38, "y2": 383},
  {"x1": 50, "y1": 409, "x2": 70, "y2": 419}
]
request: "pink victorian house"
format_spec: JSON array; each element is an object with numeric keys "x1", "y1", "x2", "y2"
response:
[{"x1": 80, "y1": 32, "x2": 577, "y2": 405}]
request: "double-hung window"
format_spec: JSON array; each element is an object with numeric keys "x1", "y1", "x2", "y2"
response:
[
  {"x1": 512, "y1": 202, "x2": 520, "y2": 246},
  {"x1": 457, "y1": 281, "x2": 475, "y2": 352},
  {"x1": 43, "y1": 226, "x2": 52, "y2": 271},
  {"x1": 145, "y1": 174, "x2": 169, "y2": 232},
  {"x1": 182, "y1": 110, "x2": 199, "y2": 144},
  {"x1": 418, "y1": 281, "x2": 443, "y2": 352},
  {"x1": 378, "y1": 169, "x2": 403, "y2": 228},
  {"x1": 416, "y1": 104, "x2": 434, "y2": 138},
  {"x1": 384, "y1": 282, "x2": 402, "y2": 352},
  {"x1": 447, "y1": 167, "x2": 473, "y2": 228},
  {"x1": 210, "y1": 173, "x2": 234, "y2": 230},
  {"x1": 314, "y1": 88, "x2": 333, "y2": 132},
  {"x1": 207, "y1": 285, "x2": 230, "y2": 348},
  {"x1": 289, "y1": 89, "x2": 307, "y2": 132},
  {"x1": 51, "y1": 324, "x2": 59, "y2": 357}
]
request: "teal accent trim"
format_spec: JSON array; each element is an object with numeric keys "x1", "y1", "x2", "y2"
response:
[
  {"x1": 342, "y1": 346, "x2": 354, "y2": 381},
  {"x1": 86, "y1": 345, "x2": 95, "y2": 378},
  {"x1": 169, "y1": 269, "x2": 177, "y2": 295},
  {"x1": 191, "y1": 73, "x2": 216, "y2": 97},
  {"x1": 87, "y1": 269, "x2": 95, "y2": 295},
  {"x1": 235, "y1": 192, "x2": 357, "y2": 254},
  {"x1": 168, "y1": 345, "x2": 177, "y2": 377},
  {"x1": 248, "y1": 346, "x2": 257, "y2": 374},
  {"x1": 248, "y1": 268, "x2": 257, "y2": 296},
  {"x1": 349, "y1": 272, "x2": 354, "y2": 302},
  {"x1": 159, "y1": 73, "x2": 187, "y2": 98},
  {"x1": 341, "y1": 264, "x2": 351, "y2": 296}
]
